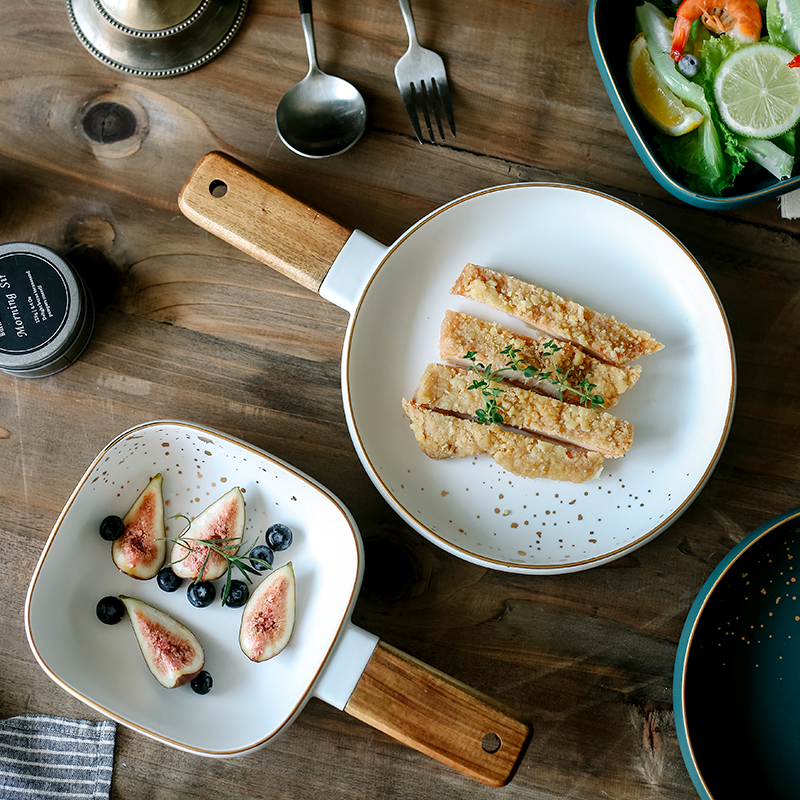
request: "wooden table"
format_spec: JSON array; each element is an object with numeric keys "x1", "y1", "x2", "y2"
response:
[{"x1": 1, "y1": 1, "x2": 798, "y2": 798}]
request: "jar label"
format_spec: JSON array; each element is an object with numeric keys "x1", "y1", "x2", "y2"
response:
[{"x1": 0, "y1": 252, "x2": 70, "y2": 355}]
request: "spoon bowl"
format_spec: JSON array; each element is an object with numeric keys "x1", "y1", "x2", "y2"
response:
[{"x1": 275, "y1": 0, "x2": 367, "y2": 158}]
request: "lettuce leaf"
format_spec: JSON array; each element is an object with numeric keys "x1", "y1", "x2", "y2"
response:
[
  {"x1": 653, "y1": 119, "x2": 746, "y2": 195},
  {"x1": 767, "y1": 0, "x2": 795, "y2": 48},
  {"x1": 697, "y1": 34, "x2": 750, "y2": 177},
  {"x1": 773, "y1": 128, "x2": 797, "y2": 156},
  {"x1": 766, "y1": 0, "x2": 800, "y2": 163},
  {"x1": 768, "y1": 0, "x2": 800, "y2": 50}
]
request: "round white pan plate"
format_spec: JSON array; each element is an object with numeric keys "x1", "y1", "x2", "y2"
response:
[{"x1": 344, "y1": 184, "x2": 736, "y2": 573}]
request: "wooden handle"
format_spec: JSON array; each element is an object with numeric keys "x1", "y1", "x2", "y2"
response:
[
  {"x1": 345, "y1": 641, "x2": 532, "y2": 786},
  {"x1": 177, "y1": 151, "x2": 352, "y2": 293}
]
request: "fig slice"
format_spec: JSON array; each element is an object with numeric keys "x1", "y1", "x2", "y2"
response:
[
  {"x1": 112, "y1": 473, "x2": 167, "y2": 580},
  {"x1": 170, "y1": 487, "x2": 246, "y2": 581},
  {"x1": 239, "y1": 562, "x2": 296, "y2": 662},
  {"x1": 120, "y1": 596, "x2": 205, "y2": 689}
]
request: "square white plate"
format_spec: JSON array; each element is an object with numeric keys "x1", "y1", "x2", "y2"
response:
[{"x1": 25, "y1": 421, "x2": 364, "y2": 755}]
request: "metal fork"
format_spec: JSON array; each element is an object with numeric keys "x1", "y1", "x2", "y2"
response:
[{"x1": 393, "y1": 0, "x2": 456, "y2": 143}]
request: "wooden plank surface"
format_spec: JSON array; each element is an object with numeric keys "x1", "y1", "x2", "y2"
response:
[{"x1": 2, "y1": 0, "x2": 800, "y2": 798}]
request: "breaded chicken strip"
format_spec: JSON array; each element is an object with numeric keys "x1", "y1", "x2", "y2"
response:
[
  {"x1": 402, "y1": 399, "x2": 605, "y2": 483},
  {"x1": 450, "y1": 264, "x2": 663, "y2": 365},
  {"x1": 439, "y1": 310, "x2": 640, "y2": 409},
  {"x1": 414, "y1": 363, "x2": 632, "y2": 457}
]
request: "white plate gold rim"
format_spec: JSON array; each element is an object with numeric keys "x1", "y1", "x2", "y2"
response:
[{"x1": 342, "y1": 183, "x2": 736, "y2": 573}]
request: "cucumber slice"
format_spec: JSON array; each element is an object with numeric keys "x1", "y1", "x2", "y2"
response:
[{"x1": 738, "y1": 136, "x2": 795, "y2": 178}]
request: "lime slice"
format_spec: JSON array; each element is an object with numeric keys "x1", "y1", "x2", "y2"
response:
[
  {"x1": 627, "y1": 33, "x2": 704, "y2": 136},
  {"x1": 714, "y1": 43, "x2": 800, "y2": 138}
]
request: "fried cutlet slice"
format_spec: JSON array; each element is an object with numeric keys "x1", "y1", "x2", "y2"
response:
[
  {"x1": 402, "y1": 399, "x2": 605, "y2": 483},
  {"x1": 439, "y1": 310, "x2": 640, "y2": 409},
  {"x1": 450, "y1": 264, "x2": 664, "y2": 365},
  {"x1": 413, "y1": 363, "x2": 632, "y2": 457}
]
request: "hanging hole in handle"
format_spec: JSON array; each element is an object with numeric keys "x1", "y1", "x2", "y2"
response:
[
  {"x1": 209, "y1": 180, "x2": 228, "y2": 198},
  {"x1": 482, "y1": 732, "x2": 502, "y2": 754}
]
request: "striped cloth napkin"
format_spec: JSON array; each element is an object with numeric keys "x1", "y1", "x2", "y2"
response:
[{"x1": 0, "y1": 714, "x2": 116, "y2": 799}]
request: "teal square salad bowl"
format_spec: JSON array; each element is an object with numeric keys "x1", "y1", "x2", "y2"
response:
[{"x1": 589, "y1": 0, "x2": 800, "y2": 209}]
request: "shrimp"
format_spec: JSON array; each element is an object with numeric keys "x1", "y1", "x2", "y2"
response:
[{"x1": 670, "y1": 0, "x2": 762, "y2": 61}]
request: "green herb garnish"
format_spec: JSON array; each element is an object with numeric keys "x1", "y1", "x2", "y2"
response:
[
  {"x1": 464, "y1": 350, "x2": 507, "y2": 424},
  {"x1": 464, "y1": 341, "x2": 605, "y2": 423},
  {"x1": 162, "y1": 515, "x2": 272, "y2": 606},
  {"x1": 525, "y1": 341, "x2": 605, "y2": 409}
]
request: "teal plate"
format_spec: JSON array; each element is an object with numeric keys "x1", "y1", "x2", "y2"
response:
[
  {"x1": 588, "y1": 0, "x2": 800, "y2": 209},
  {"x1": 674, "y1": 507, "x2": 800, "y2": 798}
]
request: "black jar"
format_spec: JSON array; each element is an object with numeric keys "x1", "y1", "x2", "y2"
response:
[{"x1": 0, "y1": 242, "x2": 95, "y2": 377}]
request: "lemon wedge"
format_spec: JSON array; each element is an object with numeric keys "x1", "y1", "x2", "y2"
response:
[
  {"x1": 714, "y1": 43, "x2": 800, "y2": 139},
  {"x1": 627, "y1": 33, "x2": 704, "y2": 136}
]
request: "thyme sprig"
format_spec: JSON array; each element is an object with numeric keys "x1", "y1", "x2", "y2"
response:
[
  {"x1": 464, "y1": 341, "x2": 604, "y2": 424},
  {"x1": 162, "y1": 514, "x2": 272, "y2": 606},
  {"x1": 528, "y1": 341, "x2": 605, "y2": 409},
  {"x1": 464, "y1": 351, "x2": 507, "y2": 424}
]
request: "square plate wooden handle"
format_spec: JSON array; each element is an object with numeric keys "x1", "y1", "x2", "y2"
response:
[{"x1": 346, "y1": 642, "x2": 532, "y2": 786}]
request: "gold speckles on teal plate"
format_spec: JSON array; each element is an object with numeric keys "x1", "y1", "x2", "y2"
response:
[{"x1": 675, "y1": 507, "x2": 800, "y2": 799}]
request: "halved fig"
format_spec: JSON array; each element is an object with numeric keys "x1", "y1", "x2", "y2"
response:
[
  {"x1": 120, "y1": 596, "x2": 205, "y2": 688},
  {"x1": 170, "y1": 487, "x2": 246, "y2": 581},
  {"x1": 239, "y1": 562, "x2": 296, "y2": 662},
  {"x1": 112, "y1": 473, "x2": 166, "y2": 580}
]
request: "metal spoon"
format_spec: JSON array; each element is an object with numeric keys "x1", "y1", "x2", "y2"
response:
[{"x1": 275, "y1": 0, "x2": 367, "y2": 158}]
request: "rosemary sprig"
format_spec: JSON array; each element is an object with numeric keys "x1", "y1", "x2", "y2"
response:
[
  {"x1": 464, "y1": 341, "x2": 604, "y2": 423},
  {"x1": 162, "y1": 515, "x2": 272, "y2": 606}
]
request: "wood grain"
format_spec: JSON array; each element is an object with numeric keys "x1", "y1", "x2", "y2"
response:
[
  {"x1": 2, "y1": 0, "x2": 800, "y2": 799},
  {"x1": 345, "y1": 641, "x2": 532, "y2": 787},
  {"x1": 178, "y1": 151, "x2": 352, "y2": 292}
]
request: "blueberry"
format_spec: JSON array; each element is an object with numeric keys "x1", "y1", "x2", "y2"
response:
[
  {"x1": 99, "y1": 515, "x2": 125, "y2": 541},
  {"x1": 96, "y1": 596, "x2": 125, "y2": 625},
  {"x1": 187, "y1": 581, "x2": 216, "y2": 608},
  {"x1": 223, "y1": 580, "x2": 249, "y2": 608},
  {"x1": 266, "y1": 523, "x2": 293, "y2": 552},
  {"x1": 678, "y1": 53, "x2": 699, "y2": 78},
  {"x1": 249, "y1": 544, "x2": 274, "y2": 571},
  {"x1": 190, "y1": 670, "x2": 213, "y2": 695},
  {"x1": 157, "y1": 567, "x2": 183, "y2": 593}
]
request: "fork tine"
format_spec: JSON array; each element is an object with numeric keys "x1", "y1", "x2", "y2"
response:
[
  {"x1": 402, "y1": 85, "x2": 425, "y2": 143},
  {"x1": 432, "y1": 77, "x2": 456, "y2": 137},
  {"x1": 403, "y1": 80, "x2": 451, "y2": 144},
  {"x1": 422, "y1": 80, "x2": 446, "y2": 141},
  {"x1": 417, "y1": 82, "x2": 439, "y2": 142}
]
